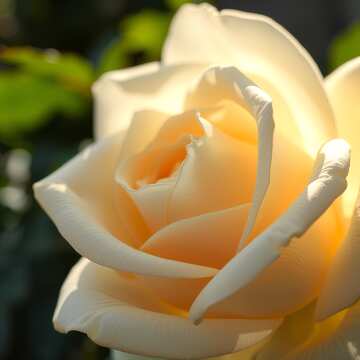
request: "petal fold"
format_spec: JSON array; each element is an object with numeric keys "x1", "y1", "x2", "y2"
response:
[
  {"x1": 260, "y1": 300, "x2": 360, "y2": 360},
  {"x1": 325, "y1": 57, "x2": 360, "y2": 220},
  {"x1": 184, "y1": 66, "x2": 274, "y2": 246},
  {"x1": 54, "y1": 258, "x2": 282, "y2": 359},
  {"x1": 34, "y1": 133, "x2": 217, "y2": 278},
  {"x1": 163, "y1": 3, "x2": 336, "y2": 156},
  {"x1": 93, "y1": 62, "x2": 206, "y2": 139},
  {"x1": 189, "y1": 139, "x2": 350, "y2": 324},
  {"x1": 316, "y1": 190, "x2": 360, "y2": 321}
]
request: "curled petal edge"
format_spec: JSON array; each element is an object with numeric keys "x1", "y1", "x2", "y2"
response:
[
  {"x1": 189, "y1": 138, "x2": 350, "y2": 324},
  {"x1": 185, "y1": 65, "x2": 275, "y2": 248}
]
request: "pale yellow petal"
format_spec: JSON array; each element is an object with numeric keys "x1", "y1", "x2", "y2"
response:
[
  {"x1": 259, "y1": 300, "x2": 360, "y2": 360},
  {"x1": 140, "y1": 129, "x2": 335, "y2": 316},
  {"x1": 189, "y1": 139, "x2": 350, "y2": 324},
  {"x1": 316, "y1": 190, "x2": 360, "y2": 321},
  {"x1": 293, "y1": 301, "x2": 360, "y2": 360},
  {"x1": 136, "y1": 275, "x2": 208, "y2": 313},
  {"x1": 167, "y1": 115, "x2": 257, "y2": 222},
  {"x1": 118, "y1": 110, "x2": 169, "y2": 164},
  {"x1": 112, "y1": 350, "x2": 162, "y2": 360},
  {"x1": 142, "y1": 203, "x2": 250, "y2": 269},
  {"x1": 195, "y1": 208, "x2": 338, "y2": 320},
  {"x1": 54, "y1": 258, "x2": 281, "y2": 359},
  {"x1": 325, "y1": 57, "x2": 360, "y2": 220},
  {"x1": 33, "y1": 133, "x2": 217, "y2": 278},
  {"x1": 163, "y1": 4, "x2": 336, "y2": 156},
  {"x1": 93, "y1": 62, "x2": 159, "y2": 139},
  {"x1": 204, "y1": 100, "x2": 257, "y2": 145},
  {"x1": 183, "y1": 66, "x2": 274, "y2": 246},
  {"x1": 92, "y1": 62, "x2": 206, "y2": 139},
  {"x1": 113, "y1": 339, "x2": 267, "y2": 360},
  {"x1": 116, "y1": 111, "x2": 203, "y2": 233},
  {"x1": 256, "y1": 303, "x2": 317, "y2": 360}
]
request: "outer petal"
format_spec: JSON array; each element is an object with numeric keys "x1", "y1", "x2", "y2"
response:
[
  {"x1": 163, "y1": 4, "x2": 336, "y2": 157},
  {"x1": 167, "y1": 115, "x2": 257, "y2": 223},
  {"x1": 189, "y1": 139, "x2": 350, "y2": 324},
  {"x1": 294, "y1": 301, "x2": 360, "y2": 359},
  {"x1": 316, "y1": 190, "x2": 360, "y2": 321},
  {"x1": 184, "y1": 66, "x2": 274, "y2": 246},
  {"x1": 116, "y1": 110, "x2": 203, "y2": 233},
  {"x1": 258, "y1": 300, "x2": 360, "y2": 360},
  {"x1": 325, "y1": 57, "x2": 360, "y2": 220},
  {"x1": 138, "y1": 67, "x2": 334, "y2": 317},
  {"x1": 54, "y1": 258, "x2": 282, "y2": 359},
  {"x1": 117, "y1": 110, "x2": 169, "y2": 164},
  {"x1": 33, "y1": 132, "x2": 217, "y2": 278},
  {"x1": 142, "y1": 203, "x2": 250, "y2": 269},
  {"x1": 112, "y1": 341, "x2": 266, "y2": 360},
  {"x1": 112, "y1": 350, "x2": 162, "y2": 360},
  {"x1": 92, "y1": 62, "x2": 206, "y2": 139},
  {"x1": 256, "y1": 302, "x2": 318, "y2": 360}
]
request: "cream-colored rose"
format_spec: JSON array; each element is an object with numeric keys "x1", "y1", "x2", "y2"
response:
[{"x1": 33, "y1": 3, "x2": 360, "y2": 360}]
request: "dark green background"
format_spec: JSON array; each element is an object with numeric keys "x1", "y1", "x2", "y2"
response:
[{"x1": 0, "y1": 0, "x2": 359, "y2": 359}]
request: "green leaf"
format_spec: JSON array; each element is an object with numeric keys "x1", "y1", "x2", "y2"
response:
[
  {"x1": 121, "y1": 10, "x2": 171, "y2": 59},
  {"x1": 0, "y1": 47, "x2": 94, "y2": 95},
  {"x1": 97, "y1": 10, "x2": 171, "y2": 75},
  {"x1": 165, "y1": 0, "x2": 192, "y2": 10},
  {"x1": 0, "y1": 72, "x2": 89, "y2": 139},
  {"x1": 165, "y1": 0, "x2": 214, "y2": 9},
  {"x1": 328, "y1": 22, "x2": 360, "y2": 71},
  {"x1": 97, "y1": 39, "x2": 127, "y2": 75}
]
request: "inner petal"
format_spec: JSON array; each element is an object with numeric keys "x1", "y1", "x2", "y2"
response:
[
  {"x1": 120, "y1": 135, "x2": 189, "y2": 190},
  {"x1": 117, "y1": 102, "x2": 257, "y2": 234},
  {"x1": 167, "y1": 116, "x2": 257, "y2": 223}
]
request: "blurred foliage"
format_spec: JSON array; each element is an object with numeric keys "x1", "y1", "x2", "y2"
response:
[
  {"x1": 0, "y1": 48, "x2": 93, "y2": 144},
  {"x1": 0, "y1": 0, "x2": 358, "y2": 359},
  {"x1": 0, "y1": 1, "x2": 196, "y2": 359},
  {"x1": 165, "y1": 0, "x2": 192, "y2": 10},
  {"x1": 1, "y1": 47, "x2": 94, "y2": 87},
  {"x1": 0, "y1": 71, "x2": 88, "y2": 141},
  {"x1": 328, "y1": 21, "x2": 360, "y2": 71},
  {"x1": 98, "y1": 10, "x2": 171, "y2": 74}
]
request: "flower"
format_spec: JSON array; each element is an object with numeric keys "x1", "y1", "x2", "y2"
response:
[{"x1": 33, "y1": 3, "x2": 360, "y2": 359}]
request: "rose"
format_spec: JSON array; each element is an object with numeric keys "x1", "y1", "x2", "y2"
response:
[{"x1": 33, "y1": 3, "x2": 360, "y2": 359}]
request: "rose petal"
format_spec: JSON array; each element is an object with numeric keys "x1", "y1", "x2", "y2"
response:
[
  {"x1": 325, "y1": 57, "x2": 360, "y2": 221},
  {"x1": 34, "y1": 133, "x2": 217, "y2": 278},
  {"x1": 163, "y1": 4, "x2": 336, "y2": 157},
  {"x1": 182, "y1": 66, "x2": 274, "y2": 245},
  {"x1": 138, "y1": 134, "x2": 337, "y2": 317},
  {"x1": 116, "y1": 100, "x2": 258, "y2": 234},
  {"x1": 256, "y1": 302, "x2": 318, "y2": 359},
  {"x1": 259, "y1": 300, "x2": 360, "y2": 360},
  {"x1": 139, "y1": 131, "x2": 329, "y2": 316},
  {"x1": 200, "y1": 208, "x2": 339, "y2": 319},
  {"x1": 54, "y1": 258, "x2": 282, "y2": 359},
  {"x1": 189, "y1": 139, "x2": 350, "y2": 324},
  {"x1": 116, "y1": 110, "x2": 203, "y2": 233},
  {"x1": 293, "y1": 301, "x2": 360, "y2": 359},
  {"x1": 118, "y1": 110, "x2": 169, "y2": 164},
  {"x1": 167, "y1": 114, "x2": 257, "y2": 222},
  {"x1": 316, "y1": 190, "x2": 360, "y2": 321},
  {"x1": 314, "y1": 59, "x2": 360, "y2": 321},
  {"x1": 203, "y1": 100, "x2": 257, "y2": 144},
  {"x1": 137, "y1": 66, "x2": 324, "y2": 316},
  {"x1": 112, "y1": 350, "x2": 162, "y2": 360},
  {"x1": 112, "y1": 341, "x2": 266, "y2": 360},
  {"x1": 93, "y1": 62, "x2": 206, "y2": 140},
  {"x1": 142, "y1": 203, "x2": 250, "y2": 269}
]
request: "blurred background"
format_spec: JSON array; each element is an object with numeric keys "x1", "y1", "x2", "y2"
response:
[{"x1": 0, "y1": 0, "x2": 359, "y2": 359}]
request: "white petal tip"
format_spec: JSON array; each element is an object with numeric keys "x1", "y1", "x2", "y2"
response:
[{"x1": 189, "y1": 310, "x2": 203, "y2": 326}]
